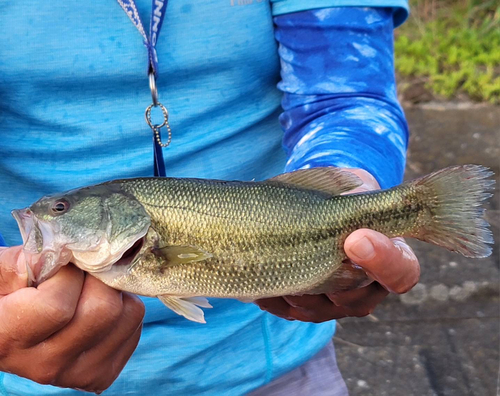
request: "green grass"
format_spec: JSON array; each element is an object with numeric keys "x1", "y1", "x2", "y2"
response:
[{"x1": 395, "y1": 0, "x2": 500, "y2": 104}]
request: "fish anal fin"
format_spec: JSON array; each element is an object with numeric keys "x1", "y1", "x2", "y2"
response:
[
  {"x1": 153, "y1": 245, "x2": 213, "y2": 265},
  {"x1": 305, "y1": 261, "x2": 373, "y2": 295},
  {"x1": 268, "y1": 167, "x2": 363, "y2": 196},
  {"x1": 158, "y1": 295, "x2": 212, "y2": 323}
]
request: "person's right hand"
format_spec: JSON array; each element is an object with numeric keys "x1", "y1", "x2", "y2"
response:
[{"x1": 0, "y1": 246, "x2": 145, "y2": 393}]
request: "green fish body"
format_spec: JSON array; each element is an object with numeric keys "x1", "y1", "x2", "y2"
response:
[{"x1": 13, "y1": 166, "x2": 494, "y2": 322}]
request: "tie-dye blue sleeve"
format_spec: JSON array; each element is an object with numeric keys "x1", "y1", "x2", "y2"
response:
[
  {"x1": 275, "y1": 7, "x2": 409, "y2": 189},
  {"x1": 271, "y1": 0, "x2": 409, "y2": 27},
  {"x1": 0, "y1": 234, "x2": 6, "y2": 247}
]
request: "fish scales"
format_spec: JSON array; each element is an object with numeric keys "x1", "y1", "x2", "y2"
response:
[
  {"x1": 115, "y1": 178, "x2": 423, "y2": 298},
  {"x1": 119, "y1": 178, "x2": 342, "y2": 298}
]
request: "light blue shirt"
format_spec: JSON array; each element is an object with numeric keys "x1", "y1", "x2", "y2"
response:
[{"x1": 0, "y1": 1, "x2": 408, "y2": 395}]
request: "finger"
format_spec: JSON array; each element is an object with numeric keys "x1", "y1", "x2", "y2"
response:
[
  {"x1": 255, "y1": 297, "x2": 295, "y2": 320},
  {"x1": 257, "y1": 298, "x2": 376, "y2": 323},
  {"x1": 82, "y1": 292, "x2": 144, "y2": 360},
  {"x1": 43, "y1": 274, "x2": 126, "y2": 355},
  {"x1": 284, "y1": 284, "x2": 389, "y2": 321},
  {"x1": 24, "y1": 291, "x2": 143, "y2": 390},
  {"x1": 0, "y1": 265, "x2": 84, "y2": 346},
  {"x1": 284, "y1": 294, "x2": 346, "y2": 322},
  {"x1": 59, "y1": 293, "x2": 144, "y2": 391},
  {"x1": 287, "y1": 302, "x2": 366, "y2": 322},
  {"x1": 327, "y1": 282, "x2": 389, "y2": 314},
  {"x1": 283, "y1": 294, "x2": 331, "y2": 311},
  {"x1": 73, "y1": 321, "x2": 143, "y2": 393},
  {"x1": 0, "y1": 246, "x2": 28, "y2": 295},
  {"x1": 257, "y1": 295, "x2": 365, "y2": 323},
  {"x1": 94, "y1": 323, "x2": 143, "y2": 393},
  {"x1": 341, "y1": 168, "x2": 380, "y2": 193},
  {"x1": 345, "y1": 229, "x2": 420, "y2": 294}
]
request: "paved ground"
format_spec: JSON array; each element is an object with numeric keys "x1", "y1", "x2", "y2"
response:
[{"x1": 334, "y1": 104, "x2": 500, "y2": 396}]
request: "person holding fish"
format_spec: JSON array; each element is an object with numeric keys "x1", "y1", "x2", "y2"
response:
[{"x1": 0, "y1": 1, "x2": 493, "y2": 396}]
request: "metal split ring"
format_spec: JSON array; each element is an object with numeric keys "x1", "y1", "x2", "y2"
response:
[{"x1": 149, "y1": 71, "x2": 159, "y2": 107}]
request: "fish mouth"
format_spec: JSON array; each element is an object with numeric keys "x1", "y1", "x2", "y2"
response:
[
  {"x1": 114, "y1": 237, "x2": 144, "y2": 268},
  {"x1": 12, "y1": 208, "x2": 35, "y2": 250},
  {"x1": 12, "y1": 208, "x2": 72, "y2": 286}
]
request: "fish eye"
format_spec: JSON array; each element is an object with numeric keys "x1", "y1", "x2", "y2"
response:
[{"x1": 51, "y1": 200, "x2": 70, "y2": 215}]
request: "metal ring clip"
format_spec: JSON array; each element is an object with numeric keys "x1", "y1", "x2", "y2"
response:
[
  {"x1": 145, "y1": 103, "x2": 169, "y2": 129},
  {"x1": 149, "y1": 71, "x2": 159, "y2": 107}
]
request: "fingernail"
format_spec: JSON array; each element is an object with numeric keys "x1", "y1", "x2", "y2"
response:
[
  {"x1": 349, "y1": 236, "x2": 375, "y2": 261},
  {"x1": 283, "y1": 296, "x2": 300, "y2": 308}
]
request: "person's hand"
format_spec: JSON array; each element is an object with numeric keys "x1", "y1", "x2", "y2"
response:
[
  {"x1": 0, "y1": 245, "x2": 145, "y2": 393},
  {"x1": 255, "y1": 168, "x2": 420, "y2": 322}
]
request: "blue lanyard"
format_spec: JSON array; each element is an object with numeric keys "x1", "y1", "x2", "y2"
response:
[{"x1": 117, "y1": 0, "x2": 170, "y2": 177}]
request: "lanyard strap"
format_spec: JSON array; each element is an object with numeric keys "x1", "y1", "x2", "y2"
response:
[
  {"x1": 117, "y1": 0, "x2": 170, "y2": 177},
  {"x1": 116, "y1": 0, "x2": 168, "y2": 76}
]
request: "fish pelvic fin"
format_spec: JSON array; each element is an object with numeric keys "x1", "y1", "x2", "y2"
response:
[
  {"x1": 268, "y1": 167, "x2": 363, "y2": 196},
  {"x1": 411, "y1": 164, "x2": 495, "y2": 258},
  {"x1": 158, "y1": 295, "x2": 212, "y2": 323}
]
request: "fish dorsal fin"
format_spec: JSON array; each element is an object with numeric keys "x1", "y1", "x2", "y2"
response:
[
  {"x1": 153, "y1": 245, "x2": 213, "y2": 265},
  {"x1": 158, "y1": 295, "x2": 212, "y2": 323},
  {"x1": 268, "y1": 167, "x2": 363, "y2": 196}
]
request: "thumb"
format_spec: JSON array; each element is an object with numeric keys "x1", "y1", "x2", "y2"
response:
[
  {"x1": 0, "y1": 246, "x2": 29, "y2": 295},
  {"x1": 344, "y1": 229, "x2": 420, "y2": 294}
]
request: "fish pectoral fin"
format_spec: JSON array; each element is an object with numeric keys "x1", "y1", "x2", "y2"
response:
[
  {"x1": 158, "y1": 295, "x2": 212, "y2": 323},
  {"x1": 153, "y1": 245, "x2": 213, "y2": 265},
  {"x1": 267, "y1": 167, "x2": 363, "y2": 196}
]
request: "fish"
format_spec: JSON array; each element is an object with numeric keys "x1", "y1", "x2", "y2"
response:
[{"x1": 12, "y1": 165, "x2": 494, "y2": 323}]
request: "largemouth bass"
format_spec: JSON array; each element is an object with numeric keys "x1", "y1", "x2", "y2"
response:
[{"x1": 12, "y1": 165, "x2": 494, "y2": 322}]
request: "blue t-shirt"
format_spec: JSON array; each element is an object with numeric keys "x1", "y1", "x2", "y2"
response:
[{"x1": 0, "y1": 1, "x2": 408, "y2": 395}]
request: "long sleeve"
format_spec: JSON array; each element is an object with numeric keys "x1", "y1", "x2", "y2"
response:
[{"x1": 275, "y1": 7, "x2": 409, "y2": 189}]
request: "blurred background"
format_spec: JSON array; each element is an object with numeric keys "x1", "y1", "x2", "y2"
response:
[{"x1": 334, "y1": 1, "x2": 500, "y2": 395}]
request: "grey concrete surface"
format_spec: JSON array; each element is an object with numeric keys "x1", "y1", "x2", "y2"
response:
[{"x1": 334, "y1": 104, "x2": 500, "y2": 396}]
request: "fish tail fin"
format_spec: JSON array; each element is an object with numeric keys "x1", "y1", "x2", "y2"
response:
[{"x1": 411, "y1": 164, "x2": 495, "y2": 258}]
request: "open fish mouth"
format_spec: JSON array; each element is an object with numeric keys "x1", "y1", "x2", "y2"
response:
[
  {"x1": 12, "y1": 208, "x2": 72, "y2": 286},
  {"x1": 12, "y1": 208, "x2": 37, "y2": 251},
  {"x1": 114, "y1": 237, "x2": 144, "y2": 268}
]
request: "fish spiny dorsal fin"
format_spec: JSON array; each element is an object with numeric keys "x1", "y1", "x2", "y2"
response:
[{"x1": 267, "y1": 167, "x2": 363, "y2": 196}]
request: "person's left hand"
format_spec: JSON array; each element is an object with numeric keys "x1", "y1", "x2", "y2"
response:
[{"x1": 255, "y1": 168, "x2": 420, "y2": 322}]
